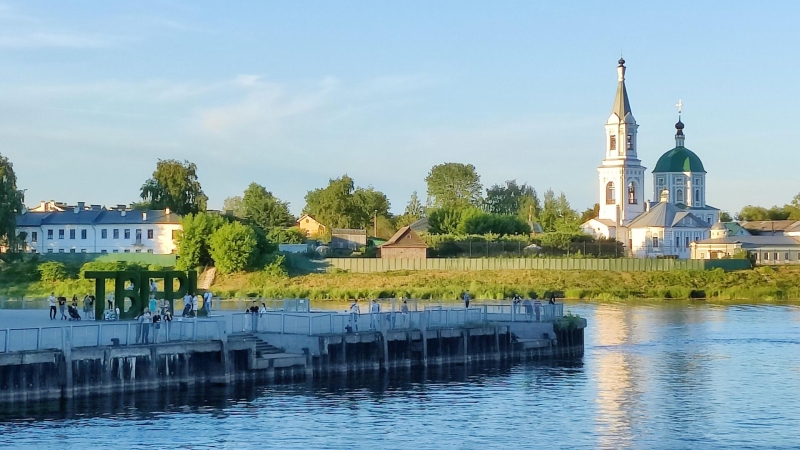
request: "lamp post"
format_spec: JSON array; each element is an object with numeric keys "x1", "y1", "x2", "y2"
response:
[{"x1": 373, "y1": 210, "x2": 378, "y2": 238}]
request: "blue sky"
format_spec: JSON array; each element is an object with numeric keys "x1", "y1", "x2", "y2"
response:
[{"x1": 1, "y1": 1, "x2": 799, "y2": 217}]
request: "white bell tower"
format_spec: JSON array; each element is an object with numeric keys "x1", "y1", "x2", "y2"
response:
[{"x1": 597, "y1": 58, "x2": 646, "y2": 225}]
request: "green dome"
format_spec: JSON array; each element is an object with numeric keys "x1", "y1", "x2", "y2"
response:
[{"x1": 653, "y1": 146, "x2": 706, "y2": 173}]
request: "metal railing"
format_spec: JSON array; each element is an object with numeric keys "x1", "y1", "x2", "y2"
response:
[
  {"x1": 0, "y1": 318, "x2": 226, "y2": 353},
  {"x1": 230, "y1": 302, "x2": 565, "y2": 336}
]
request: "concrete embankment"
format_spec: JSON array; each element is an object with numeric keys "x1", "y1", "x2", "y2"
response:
[{"x1": 0, "y1": 319, "x2": 585, "y2": 403}]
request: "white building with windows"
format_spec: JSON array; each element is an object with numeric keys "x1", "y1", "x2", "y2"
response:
[
  {"x1": 16, "y1": 203, "x2": 181, "y2": 254},
  {"x1": 581, "y1": 59, "x2": 716, "y2": 258}
]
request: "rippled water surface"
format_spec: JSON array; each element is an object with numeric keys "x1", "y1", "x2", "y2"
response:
[{"x1": 2, "y1": 302, "x2": 800, "y2": 449}]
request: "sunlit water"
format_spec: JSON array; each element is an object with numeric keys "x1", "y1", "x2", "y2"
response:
[{"x1": 1, "y1": 301, "x2": 800, "y2": 449}]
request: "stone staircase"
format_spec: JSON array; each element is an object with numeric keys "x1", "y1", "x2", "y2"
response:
[
  {"x1": 228, "y1": 332, "x2": 283, "y2": 357},
  {"x1": 197, "y1": 267, "x2": 217, "y2": 290}
]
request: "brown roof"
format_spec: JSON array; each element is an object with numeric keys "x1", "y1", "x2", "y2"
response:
[
  {"x1": 741, "y1": 220, "x2": 800, "y2": 235},
  {"x1": 381, "y1": 226, "x2": 428, "y2": 248}
]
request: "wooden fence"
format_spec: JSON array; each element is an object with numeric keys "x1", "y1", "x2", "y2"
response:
[{"x1": 320, "y1": 258, "x2": 750, "y2": 273}]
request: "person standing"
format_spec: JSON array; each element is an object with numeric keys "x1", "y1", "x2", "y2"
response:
[
  {"x1": 370, "y1": 299, "x2": 381, "y2": 330},
  {"x1": 135, "y1": 309, "x2": 144, "y2": 343},
  {"x1": 149, "y1": 294, "x2": 157, "y2": 313},
  {"x1": 203, "y1": 291, "x2": 213, "y2": 312},
  {"x1": 533, "y1": 300, "x2": 542, "y2": 322},
  {"x1": 149, "y1": 278, "x2": 158, "y2": 293},
  {"x1": 401, "y1": 300, "x2": 410, "y2": 329},
  {"x1": 141, "y1": 310, "x2": 152, "y2": 344},
  {"x1": 83, "y1": 294, "x2": 92, "y2": 319},
  {"x1": 183, "y1": 292, "x2": 193, "y2": 317},
  {"x1": 463, "y1": 291, "x2": 471, "y2": 309},
  {"x1": 349, "y1": 300, "x2": 360, "y2": 332},
  {"x1": 58, "y1": 296, "x2": 67, "y2": 320},
  {"x1": 48, "y1": 293, "x2": 57, "y2": 320}
]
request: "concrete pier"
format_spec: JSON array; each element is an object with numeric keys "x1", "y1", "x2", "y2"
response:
[{"x1": 0, "y1": 306, "x2": 586, "y2": 403}]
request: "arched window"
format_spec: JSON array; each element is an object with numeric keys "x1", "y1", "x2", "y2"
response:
[
  {"x1": 694, "y1": 189, "x2": 700, "y2": 203},
  {"x1": 627, "y1": 181, "x2": 637, "y2": 204},
  {"x1": 606, "y1": 182, "x2": 615, "y2": 205},
  {"x1": 609, "y1": 135, "x2": 617, "y2": 151},
  {"x1": 676, "y1": 189, "x2": 684, "y2": 203}
]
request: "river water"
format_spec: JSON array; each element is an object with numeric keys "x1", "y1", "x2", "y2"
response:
[{"x1": 1, "y1": 301, "x2": 799, "y2": 449}]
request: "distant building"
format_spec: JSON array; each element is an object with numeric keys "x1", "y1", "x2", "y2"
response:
[
  {"x1": 297, "y1": 214, "x2": 326, "y2": 237},
  {"x1": 16, "y1": 204, "x2": 181, "y2": 254},
  {"x1": 330, "y1": 228, "x2": 367, "y2": 250},
  {"x1": 692, "y1": 220, "x2": 800, "y2": 263},
  {"x1": 691, "y1": 236, "x2": 800, "y2": 264},
  {"x1": 379, "y1": 226, "x2": 428, "y2": 259}
]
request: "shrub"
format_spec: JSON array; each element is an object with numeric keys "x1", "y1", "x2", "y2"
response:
[
  {"x1": 38, "y1": 261, "x2": 68, "y2": 282},
  {"x1": 209, "y1": 222, "x2": 258, "y2": 274}
]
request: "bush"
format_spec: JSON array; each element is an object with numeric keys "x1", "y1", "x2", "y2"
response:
[
  {"x1": 38, "y1": 261, "x2": 68, "y2": 282},
  {"x1": 209, "y1": 222, "x2": 258, "y2": 274}
]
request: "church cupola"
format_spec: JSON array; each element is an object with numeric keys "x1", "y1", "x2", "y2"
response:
[{"x1": 675, "y1": 117, "x2": 685, "y2": 147}]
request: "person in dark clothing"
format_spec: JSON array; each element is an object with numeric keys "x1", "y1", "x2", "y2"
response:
[{"x1": 58, "y1": 296, "x2": 68, "y2": 320}]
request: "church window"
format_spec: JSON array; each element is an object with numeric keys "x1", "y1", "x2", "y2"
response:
[
  {"x1": 774, "y1": 252, "x2": 779, "y2": 261},
  {"x1": 785, "y1": 252, "x2": 790, "y2": 261},
  {"x1": 685, "y1": 236, "x2": 690, "y2": 248},
  {"x1": 695, "y1": 189, "x2": 700, "y2": 203},
  {"x1": 626, "y1": 135, "x2": 632, "y2": 150},
  {"x1": 627, "y1": 181, "x2": 637, "y2": 204},
  {"x1": 675, "y1": 237, "x2": 680, "y2": 249},
  {"x1": 606, "y1": 182, "x2": 615, "y2": 205},
  {"x1": 676, "y1": 189, "x2": 684, "y2": 203},
  {"x1": 652, "y1": 236, "x2": 659, "y2": 248},
  {"x1": 657, "y1": 177, "x2": 665, "y2": 186},
  {"x1": 609, "y1": 135, "x2": 617, "y2": 151}
]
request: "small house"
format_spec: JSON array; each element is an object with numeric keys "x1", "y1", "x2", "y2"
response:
[
  {"x1": 379, "y1": 226, "x2": 428, "y2": 259},
  {"x1": 297, "y1": 214, "x2": 327, "y2": 237},
  {"x1": 330, "y1": 228, "x2": 367, "y2": 249}
]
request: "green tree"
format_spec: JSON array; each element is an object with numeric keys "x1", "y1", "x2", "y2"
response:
[
  {"x1": 222, "y1": 195, "x2": 245, "y2": 218},
  {"x1": 737, "y1": 205, "x2": 789, "y2": 221},
  {"x1": 484, "y1": 180, "x2": 538, "y2": 218},
  {"x1": 427, "y1": 207, "x2": 464, "y2": 234},
  {"x1": 425, "y1": 162, "x2": 482, "y2": 209},
  {"x1": 140, "y1": 159, "x2": 208, "y2": 215},
  {"x1": 209, "y1": 222, "x2": 258, "y2": 274},
  {"x1": 242, "y1": 183, "x2": 294, "y2": 229},
  {"x1": 352, "y1": 186, "x2": 390, "y2": 229},
  {"x1": 266, "y1": 226, "x2": 306, "y2": 244},
  {"x1": 719, "y1": 211, "x2": 733, "y2": 222},
  {"x1": 405, "y1": 191, "x2": 425, "y2": 218},
  {"x1": 580, "y1": 203, "x2": 600, "y2": 223},
  {"x1": 175, "y1": 212, "x2": 226, "y2": 270},
  {"x1": 303, "y1": 175, "x2": 358, "y2": 228},
  {"x1": 0, "y1": 153, "x2": 24, "y2": 250},
  {"x1": 539, "y1": 189, "x2": 578, "y2": 232},
  {"x1": 303, "y1": 176, "x2": 391, "y2": 230}
]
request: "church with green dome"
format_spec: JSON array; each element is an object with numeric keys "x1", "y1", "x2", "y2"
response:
[{"x1": 581, "y1": 59, "x2": 718, "y2": 258}]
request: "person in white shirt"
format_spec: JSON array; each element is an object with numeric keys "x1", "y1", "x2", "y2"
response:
[
  {"x1": 349, "y1": 300, "x2": 360, "y2": 332},
  {"x1": 149, "y1": 279, "x2": 158, "y2": 293},
  {"x1": 370, "y1": 300, "x2": 380, "y2": 330},
  {"x1": 48, "y1": 293, "x2": 57, "y2": 320}
]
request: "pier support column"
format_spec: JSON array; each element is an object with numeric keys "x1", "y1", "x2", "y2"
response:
[
  {"x1": 381, "y1": 332, "x2": 389, "y2": 372},
  {"x1": 421, "y1": 329, "x2": 428, "y2": 366},
  {"x1": 494, "y1": 328, "x2": 501, "y2": 361}
]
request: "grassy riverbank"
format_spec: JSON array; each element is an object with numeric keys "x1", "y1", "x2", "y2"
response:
[
  {"x1": 4, "y1": 264, "x2": 800, "y2": 302},
  {"x1": 209, "y1": 266, "x2": 800, "y2": 302}
]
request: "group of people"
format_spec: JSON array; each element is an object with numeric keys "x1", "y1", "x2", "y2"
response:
[
  {"x1": 47, "y1": 292, "x2": 97, "y2": 321},
  {"x1": 134, "y1": 301, "x2": 174, "y2": 344},
  {"x1": 346, "y1": 298, "x2": 411, "y2": 332},
  {"x1": 511, "y1": 293, "x2": 557, "y2": 322}
]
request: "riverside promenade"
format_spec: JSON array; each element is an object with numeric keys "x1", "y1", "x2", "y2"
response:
[{"x1": 0, "y1": 301, "x2": 585, "y2": 403}]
